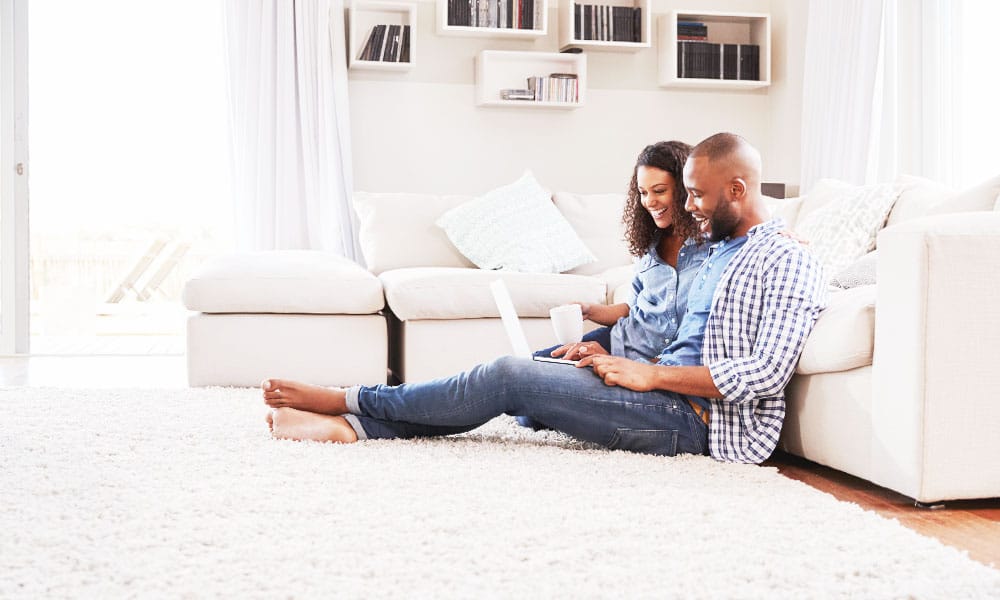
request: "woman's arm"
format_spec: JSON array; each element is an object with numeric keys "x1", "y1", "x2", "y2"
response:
[{"x1": 579, "y1": 302, "x2": 629, "y2": 326}]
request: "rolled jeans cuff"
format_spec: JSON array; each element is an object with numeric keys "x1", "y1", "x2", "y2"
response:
[
  {"x1": 345, "y1": 385, "x2": 363, "y2": 414},
  {"x1": 343, "y1": 414, "x2": 368, "y2": 440}
]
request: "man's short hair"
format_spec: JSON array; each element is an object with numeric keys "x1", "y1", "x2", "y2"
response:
[{"x1": 690, "y1": 132, "x2": 749, "y2": 162}]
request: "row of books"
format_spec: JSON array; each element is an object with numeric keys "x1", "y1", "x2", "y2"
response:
[
  {"x1": 446, "y1": 0, "x2": 541, "y2": 30},
  {"x1": 499, "y1": 73, "x2": 578, "y2": 103},
  {"x1": 677, "y1": 42, "x2": 759, "y2": 81},
  {"x1": 573, "y1": 5, "x2": 641, "y2": 42},
  {"x1": 677, "y1": 20, "x2": 707, "y2": 40},
  {"x1": 358, "y1": 24, "x2": 411, "y2": 63}
]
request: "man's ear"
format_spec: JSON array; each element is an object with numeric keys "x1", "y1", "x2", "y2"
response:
[{"x1": 730, "y1": 178, "x2": 748, "y2": 199}]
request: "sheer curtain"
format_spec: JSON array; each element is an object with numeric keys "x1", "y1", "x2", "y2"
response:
[
  {"x1": 798, "y1": 0, "x2": 888, "y2": 191},
  {"x1": 222, "y1": 0, "x2": 359, "y2": 260},
  {"x1": 800, "y1": 0, "x2": 998, "y2": 192}
]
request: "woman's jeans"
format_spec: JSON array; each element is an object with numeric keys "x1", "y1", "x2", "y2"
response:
[
  {"x1": 519, "y1": 325, "x2": 612, "y2": 430},
  {"x1": 344, "y1": 355, "x2": 709, "y2": 457}
]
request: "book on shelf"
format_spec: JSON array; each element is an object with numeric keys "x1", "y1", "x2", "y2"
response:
[
  {"x1": 524, "y1": 72, "x2": 578, "y2": 103},
  {"x1": 358, "y1": 24, "x2": 411, "y2": 63},
  {"x1": 449, "y1": 0, "x2": 535, "y2": 29},
  {"x1": 500, "y1": 88, "x2": 536, "y2": 100},
  {"x1": 677, "y1": 41, "x2": 759, "y2": 81},
  {"x1": 574, "y1": 3, "x2": 641, "y2": 42},
  {"x1": 677, "y1": 20, "x2": 707, "y2": 37},
  {"x1": 399, "y1": 25, "x2": 411, "y2": 63}
]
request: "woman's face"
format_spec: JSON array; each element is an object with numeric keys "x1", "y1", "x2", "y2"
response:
[{"x1": 636, "y1": 165, "x2": 676, "y2": 229}]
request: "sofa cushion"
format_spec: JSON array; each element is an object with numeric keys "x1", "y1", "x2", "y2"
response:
[
  {"x1": 763, "y1": 195, "x2": 805, "y2": 229},
  {"x1": 886, "y1": 174, "x2": 952, "y2": 227},
  {"x1": 379, "y1": 268, "x2": 606, "y2": 321},
  {"x1": 552, "y1": 191, "x2": 632, "y2": 276},
  {"x1": 182, "y1": 250, "x2": 384, "y2": 314},
  {"x1": 795, "y1": 179, "x2": 900, "y2": 283},
  {"x1": 435, "y1": 172, "x2": 597, "y2": 274},
  {"x1": 925, "y1": 173, "x2": 1000, "y2": 216},
  {"x1": 353, "y1": 192, "x2": 475, "y2": 275},
  {"x1": 796, "y1": 285, "x2": 876, "y2": 375}
]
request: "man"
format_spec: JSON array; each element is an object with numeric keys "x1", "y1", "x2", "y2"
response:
[{"x1": 262, "y1": 133, "x2": 827, "y2": 463}]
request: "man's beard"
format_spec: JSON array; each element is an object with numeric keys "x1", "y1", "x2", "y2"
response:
[{"x1": 708, "y1": 199, "x2": 740, "y2": 242}]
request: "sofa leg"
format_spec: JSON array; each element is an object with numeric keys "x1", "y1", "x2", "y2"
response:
[{"x1": 914, "y1": 500, "x2": 946, "y2": 510}]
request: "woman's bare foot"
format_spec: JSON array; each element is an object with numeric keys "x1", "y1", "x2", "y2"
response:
[
  {"x1": 270, "y1": 407, "x2": 358, "y2": 443},
  {"x1": 261, "y1": 379, "x2": 348, "y2": 415}
]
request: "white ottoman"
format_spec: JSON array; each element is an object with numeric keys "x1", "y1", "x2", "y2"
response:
[{"x1": 182, "y1": 250, "x2": 387, "y2": 387}]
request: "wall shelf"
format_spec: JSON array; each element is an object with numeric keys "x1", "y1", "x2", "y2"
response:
[
  {"x1": 348, "y1": 0, "x2": 416, "y2": 71},
  {"x1": 475, "y1": 50, "x2": 586, "y2": 109},
  {"x1": 437, "y1": 0, "x2": 548, "y2": 38},
  {"x1": 658, "y1": 10, "x2": 770, "y2": 89},
  {"x1": 558, "y1": 0, "x2": 651, "y2": 53}
]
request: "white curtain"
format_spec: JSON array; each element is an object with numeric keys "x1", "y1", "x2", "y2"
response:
[
  {"x1": 799, "y1": 0, "x2": 888, "y2": 191},
  {"x1": 223, "y1": 0, "x2": 359, "y2": 259}
]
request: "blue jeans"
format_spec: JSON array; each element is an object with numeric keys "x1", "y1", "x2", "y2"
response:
[
  {"x1": 519, "y1": 326, "x2": 613, "y2": 430},
  {"x1": 344, "y1": 356, "x2": 709, "y2": 457}
]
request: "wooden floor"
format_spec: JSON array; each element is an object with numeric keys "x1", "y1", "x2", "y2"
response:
[{"x1": 2, "y1": 354, "x2": 998, "y2": 570}]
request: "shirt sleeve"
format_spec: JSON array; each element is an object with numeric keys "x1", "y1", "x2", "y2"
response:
[{"x1": 708, "y1": 245, "x2": 827, "y2": 404}]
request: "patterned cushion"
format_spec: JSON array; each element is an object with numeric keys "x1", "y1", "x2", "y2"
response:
[
  {"x1": 830, "y1": 250, "x2": 877, "y2": 289},
  {"x1": 436, "y1": 171, "x2": 596, "y2": 274},
  {"x1": 795, "y1": 180, "x2": 900, "y2": 283}
]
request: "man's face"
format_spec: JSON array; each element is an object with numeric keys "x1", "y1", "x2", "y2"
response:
[{"x1": 683, "y1": 156, "x2": 741, "y2": 242}]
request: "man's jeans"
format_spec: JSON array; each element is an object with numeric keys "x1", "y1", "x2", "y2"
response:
[{"x1": 344, "y1": 356, "x2": 709, "y2": 457}]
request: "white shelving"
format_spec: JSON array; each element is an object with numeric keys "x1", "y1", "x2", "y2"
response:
[
  {"x1": 348, "y1": 1, "x2": 416, "y2": 71},
  {"x1": 475, "y1": 50, "x2": 585, "y2": 109},
  {"x1": 437, "y1": 0, "x2": 548, "y2": 38},
  {"x1": 558, "y1": 0, "x2": 651, "y2": 52},
  {"x1": 658, "y1": 10, "x2": 770, "y2": 89}
]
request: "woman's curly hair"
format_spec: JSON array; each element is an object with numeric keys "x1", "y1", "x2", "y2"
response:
[{"x1": 622, "y1": 141, "x2": 699, "y2": 257}]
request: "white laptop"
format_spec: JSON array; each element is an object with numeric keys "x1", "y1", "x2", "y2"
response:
[{"x1": 489, "y1": 279, "x2": 578, "y2": 365}]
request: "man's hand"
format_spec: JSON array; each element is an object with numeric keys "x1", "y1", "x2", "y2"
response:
[
  {"x1": 577, "y1": 354, "x2": 660, "y2": 392},
  {"x1": 551, "y1": 341, "x2": 610, "y2": 360}
]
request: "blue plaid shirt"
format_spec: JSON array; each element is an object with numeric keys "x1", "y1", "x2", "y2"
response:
[{"x1": 704, "y1": 218, "x2": 827, "y2": 463}]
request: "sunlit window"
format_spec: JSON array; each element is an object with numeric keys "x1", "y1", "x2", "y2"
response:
[
  {"x1": 954, "y1": 2, "x2": 1000, "y2": 186},
  {"x1": 29, "y1": 0, "x2": 232, "y2": 354}
]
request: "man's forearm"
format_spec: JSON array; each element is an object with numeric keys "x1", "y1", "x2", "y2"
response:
[{"x1": 652, "y1": 365, "x2": 721, "y2": 398}]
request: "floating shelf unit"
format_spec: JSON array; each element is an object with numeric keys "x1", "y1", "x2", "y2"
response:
[
  {"x1": 558, "y1": 0, "x2": 651, "y2": 52},
  {"x1": 475, "y1": 50, "x2": 586, "y2": 109},
  {"x1": 437, "y1": 0, "x2": 548, "y2": 38},
  {"x1": 348, "y1": 0, "x2": 417, "y2": 71},
  {"x1": 658, "y1": 10, "x2": 770, "y2": 89}
]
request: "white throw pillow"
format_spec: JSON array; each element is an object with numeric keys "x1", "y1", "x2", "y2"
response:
[
  {"x1": 795, "y1": 179, "x2": 900, "y2": 283},
  {"x1": 436, "y1": 171, "x2": 597, "y2": 273}
]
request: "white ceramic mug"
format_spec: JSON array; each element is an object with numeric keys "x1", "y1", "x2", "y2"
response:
[{"x1": 549, "y1": 303, "x2": 583, "y2": 345}]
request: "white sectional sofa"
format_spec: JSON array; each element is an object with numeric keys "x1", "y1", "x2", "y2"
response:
[
  {"x1": 352, "y1": 190, "x2": 636, "y2": 382},
  {"x1": 184, "y1": 174, "x2": 1000, "y2": 504}
]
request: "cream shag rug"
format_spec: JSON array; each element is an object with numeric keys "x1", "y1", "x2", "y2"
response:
[{"x1": 1, "y1": 387, "x2": 998, "y2": 599}]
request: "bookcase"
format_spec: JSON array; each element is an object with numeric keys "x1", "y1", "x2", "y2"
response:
[
  {"x1": 475, "y1": 50, "x2": 585, "y2": 109},
  {"x1": 437, "y1": 0, "x2": 548, "y2": 38},
  {"x1": 348, "y1": 1, "x2": 417, "y2": 71},
  {"x1": 558, "y1": 0, "x2": 651, "y2": 52},
  {"x1": 657, "y1": 10, "x2": 770, "y2": 89}
]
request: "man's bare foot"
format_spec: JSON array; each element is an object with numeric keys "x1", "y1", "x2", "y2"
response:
[
  {"x1": 270, "y1": 407, "x2": 358, "y2": 443},
  {"x1": 266, "y1": 410, "x2": 274, "y2": 431},
  {"x1": 261, "y1": 379, "x2": 348, "y2": 415}
]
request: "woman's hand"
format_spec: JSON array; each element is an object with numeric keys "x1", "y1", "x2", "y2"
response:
[
  {"x1": 577, "y1": 355, "x2": 660, "y2": 392},
  {"x1": 579, "y1": 302, "x2": 629, "y2": 326},
  {"x1": 551, "y1": 341, "x2": 610, "y2": 360}
]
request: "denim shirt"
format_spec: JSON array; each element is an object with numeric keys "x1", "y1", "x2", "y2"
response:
[
  {"x1": 609, "y1": 236, "x2": 711, "y2": 361},
  {"x1": 655, "y1": 235, "x2": 748, "y2": 369}
]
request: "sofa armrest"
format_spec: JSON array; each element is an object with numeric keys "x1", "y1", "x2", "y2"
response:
[
  {"x1": 593, "y1": 264, "x2": 635, "y2": 305},
  {"x1": 871, "y1": 212, "x2": 1000, "y2": 502}
]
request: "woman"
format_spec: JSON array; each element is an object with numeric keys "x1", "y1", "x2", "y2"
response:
[{"x1": 517, "y1": 140, "x2": 710, "y2": 429}]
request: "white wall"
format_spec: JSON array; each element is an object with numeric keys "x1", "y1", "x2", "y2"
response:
[{"x1": 348, "y1": 0, "x2": 809, "y2": 196}]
